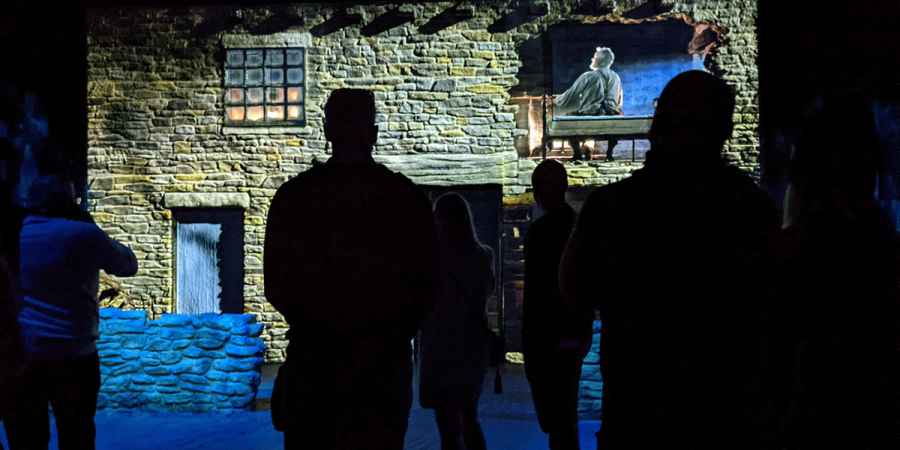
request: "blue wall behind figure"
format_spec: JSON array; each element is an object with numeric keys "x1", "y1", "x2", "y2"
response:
[
  {"x1": 578, "y1": 320, "x2": 603, "y2": 418},
  {"x1": 616, "y1": 55, "x2": 703, "y2": 116}
]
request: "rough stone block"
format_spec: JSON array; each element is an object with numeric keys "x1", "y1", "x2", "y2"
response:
[
  {"x1": 101, "y1": 376, "x2": 130, "y2": 390},
  {"x1": 226, "y1": 371, "x2": 261, "y2": 387},
  {"x1": 100, "y1": 309, "x2": 147, "y2": 321},
  {"x1": 157, "y1": 314, "x2": 194, "y2": 327},
  {"x1": 143, "y1": 366, "x2": 172, "y2": 376},
  {"x1": 183, "y1": 347, "x2": 221, "y2": 359},
  {"x1": 206, "y1": 370, "x2": 229, "y2": 382},
  {"x1": 98, "y1": 349, "x2": 121, "y2": 360},
  {"x1": 163, "y1": 193, "x2": 250, "y2": 209},
  {"x1": 247, "y1": 323, "x2": 265, "y2": 337},
  {"x1": 227, "y1": 393, "x2": 256, "y2": 409},
  {"x1": 228, "y1": 336, "x2": 262, "y2": 348},
  {"x1": 159, "y1": 351, "x2": 183, "y2": 365},
  {"x1": 113, "y1": 392, "x2": 146, "y2": 409},
  {"x1": 102, "y1": 321, "x2": 146, "y2": 334},
  {"x1": 210, "y1": 382, "x2": 253, "y2": 396},
  {"x1": 196, "y1": 328, "x2": 230, "y2": 344},
  {"x1": 171, "y1": 339, "x2": 192, "y2": 351},
  {"x1": 146, "y1": 338, "x2": 172, "y2": 352},
  {"x1": 121, "y1": 350, "x2": 142, "y2": 360},
  {"x1": 109, "y1": 361, "x2": 142, "y2": 376},
  {"x1": 130, "y1": 374, "x2": 157, "y2": 385},
  {"x1": 182, "y1": 382, "x2": 212, "y2": 393},
  {"x1": 212, "y1": 357, "x2": 263, "y2": 373},
  {"x1": 195, "y1": 338, "x2": 227, "y2": 350},
  {"x1": 224, "y1": 342, "x2": 265, "y2": 358},
  {"x1": 179, "y1": 373, "x2": 210, "y2": 386},
  {"x1": 155, "y1": 375, "x2": 180, "y2": 386},
  {"x1": 170, "y1": 359, "x2": 213, "y2": 375},
  {"x1": 158, "y1": 327, "x2": 195, "y2": 340}
]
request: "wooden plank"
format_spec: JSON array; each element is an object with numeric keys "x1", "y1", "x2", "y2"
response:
[{"x1": 548, "y1": 115, "x2": 653, "y2": 138}]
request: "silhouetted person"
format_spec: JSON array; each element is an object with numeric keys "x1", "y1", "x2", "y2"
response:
[
  {"x1": 265, "y1": 89, "x2": 438, "y2": 450},
  {"x1": 773, "y1": 94, "x2": 896, "y2": 450},
  {"x1": 0, "y1": 87, "x2": 24, "y2": 447},
  {"x1": 522, "y1": 160, "x2": 593, "y2": 450},
  {"x1": 559, "y1": 70, "x2": 779, "y2": 449},
  {"x1": 0, "y1": 256, "x2": 18, "y2": 450},
  {"x1": 3, "y1": 172, "x2": 137, "y2": 450},
  {"x1": 418, "y1": 192, "x2": 493, "y2": 450}
]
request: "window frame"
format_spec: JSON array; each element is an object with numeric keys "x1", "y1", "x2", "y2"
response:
[{"x1": 223, "y1": 46, "x2": 307, "y2": 127}]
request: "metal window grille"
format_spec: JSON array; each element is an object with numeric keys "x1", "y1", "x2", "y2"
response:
[{"x1": 224, "y1": 47, "x2": 306, "y2": 126}]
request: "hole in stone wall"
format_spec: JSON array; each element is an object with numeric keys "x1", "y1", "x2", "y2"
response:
[
  {"x1": 173, "y1": 208, "x2": 244, "y2": 314},
  {"x1": 509, "y1": 15, "x2": 724, "y2": 162}
]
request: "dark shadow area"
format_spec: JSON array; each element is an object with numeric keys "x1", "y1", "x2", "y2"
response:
[
  {"x1": 310, "y1": 10, "x2": 363, "y2": 37},
  {"x1": 419, "y1": 5, "x2": 474, "y2": 35},
  {"x1": 622, "y1": 0, "x2": 674, "y2": 20},
  {"x1": 361, "y1": 7, "x2": 415, "y2": 37},
  {"x1": 487, "y1": 1, "x2": 547, "y2": 34}
]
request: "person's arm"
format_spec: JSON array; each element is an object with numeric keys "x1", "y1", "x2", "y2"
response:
[
  {"x1": 602, "y1": 72, "x2": 624, "y2": 115},
  {"x1": 92, "y1": 225, "x2": 138, "y2": 277},
  {"x1": 554, "y1": 72, "x2": 588, "y2": 110},
  {"x1": 408, "y1": 189, "x2": 440, "y2": 327},
  {"x1": 264, "y1": 184, "x2": 296, "y2": 319},
  {"x1": 482, "y1": 246, "x2": 496, "y2": 299}
]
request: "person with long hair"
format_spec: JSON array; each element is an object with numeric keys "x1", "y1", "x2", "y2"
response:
[
  {"x1": 419, "y1": 193, "x2": 495, "y2": 450},
  {"x1": 774, "y1": 94, "x2": 896, "y2": 450}
]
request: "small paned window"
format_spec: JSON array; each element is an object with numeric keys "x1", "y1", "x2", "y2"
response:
[{"x1": 224, "y1": 48, "x2": 305, "y2": 126}]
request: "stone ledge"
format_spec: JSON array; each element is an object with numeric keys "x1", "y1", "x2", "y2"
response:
[
  {"x1": 222, "y1": 32, "x2": 312, "y2": 48},
  {"x1": 164, "y1": 193, "x2": 250, "y2": 209},
  {"x1": 222, "y1": 126, "x2": 308, "y2": 135}
]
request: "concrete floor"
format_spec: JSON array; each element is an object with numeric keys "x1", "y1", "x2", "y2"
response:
[{"x1": 0, "y1": 364, "x2": 601, "y2": 450}]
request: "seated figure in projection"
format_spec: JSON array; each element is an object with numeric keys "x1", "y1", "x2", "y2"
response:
[{"x1": 554, "y1": 46, "x2": 624, "y2": 161}]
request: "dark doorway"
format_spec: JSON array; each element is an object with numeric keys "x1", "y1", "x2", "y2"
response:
[{"x1": 423, "y1": 185, "x2": 503, "y2": 332}]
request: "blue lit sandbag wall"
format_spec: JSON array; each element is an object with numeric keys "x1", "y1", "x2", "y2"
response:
[
  {"x1": 578, "y1": 320, "x2": 603, "y2": 418},
  {"x1": 97, "y1": 308, "x2": 266, "y2": 411}
]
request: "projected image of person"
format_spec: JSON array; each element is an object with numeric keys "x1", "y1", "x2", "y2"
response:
[{"x1": 554, "y1": 46, "x2": 624, "y2": 161}]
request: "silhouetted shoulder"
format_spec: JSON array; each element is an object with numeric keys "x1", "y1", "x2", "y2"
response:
[
  {"x1": 580, "y1": 171, "x2": 642, "y2": 212},
  {"x1": 274, "y1": 163, "x2": 327, "y2": 193},
  {"x1": 478, "y1": 244, "x2": 494, "y2": 264}
]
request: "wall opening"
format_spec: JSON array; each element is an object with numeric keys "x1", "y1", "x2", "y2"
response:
[
  {"x1": 173, "y1": 208, "x2": 244, "y2": 314},
  {"x1": 510, "y1": 15, "x2": 723, "y2": 162}
]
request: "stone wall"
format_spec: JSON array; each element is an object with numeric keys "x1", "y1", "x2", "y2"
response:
[
  {"x1": 578, "y1": 321, "x2": 604, "y2": 418},
  {"x1": 97, "y1": 308, "x2": 265, "y2": 411},
  {"x1": 86, "y1": 0, "x2": 760, "y2": 362}
]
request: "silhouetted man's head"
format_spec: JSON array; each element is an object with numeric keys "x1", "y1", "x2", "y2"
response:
[
  {"x1": 324, "y1": 89, "x2": 377, "y2": 163},
  {"x1": 648, "y1": 70, "x2": 735, "y2": 160},
  {"x1": 23, "y1": 174, "x2": 78, "y2": 217},
  {"x1": 532, "y1": 159, "x2": 568, "y2": 210}
]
